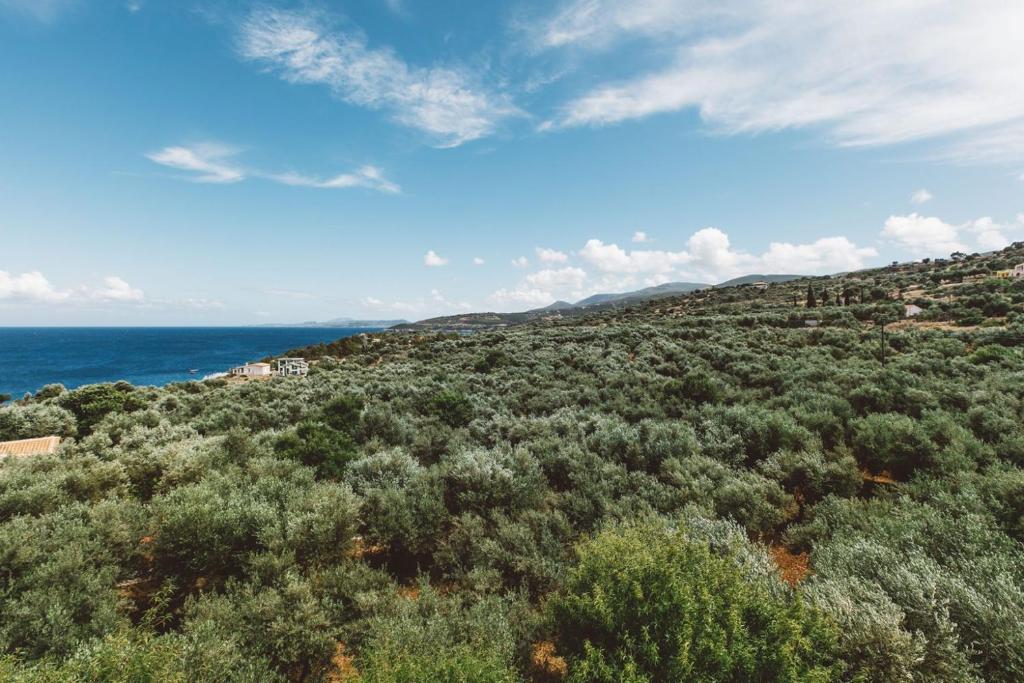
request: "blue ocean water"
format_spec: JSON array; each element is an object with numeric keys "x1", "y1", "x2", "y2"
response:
[{"x1": 0, "y1": 327, "x2": 381, "y2": 398}]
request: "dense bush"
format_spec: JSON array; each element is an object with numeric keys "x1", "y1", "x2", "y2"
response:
[
  {"x1": 549, "y1": 521, "x2": 841, "y2": 682},
  {"x1": 3, "y1": 245, "x2": 1024, "y2": 679}
]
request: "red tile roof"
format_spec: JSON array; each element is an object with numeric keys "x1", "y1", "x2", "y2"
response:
[{"x1": 0, "y1": 436, "x2": 61, "y2": 458}]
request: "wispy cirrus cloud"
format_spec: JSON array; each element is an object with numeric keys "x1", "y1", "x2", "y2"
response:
[
  {"x1": 147, "y1": 143, "x2": 245, "y2": 184},
  {"x1": 238, "y1": 8, "x2": 519, "y2": 147},
  {"x1": 147, "y1": 143, "x2": 400, "y2": 193},
  {"x1": 536, "y1": 0, "x2": 1024, "y2": 163},
  {"x1": 270, "y1": 165, "x2": 400, "y2": 194}
]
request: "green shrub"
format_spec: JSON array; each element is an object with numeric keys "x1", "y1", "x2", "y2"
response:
[{"x1": 549, "y1": 522, "x2": 841, "y2": 682}]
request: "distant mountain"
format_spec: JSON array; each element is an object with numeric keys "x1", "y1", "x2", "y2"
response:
[
  {"x1": 716, "y1": 274, "x2": 802, "y2": 287},
  {"x1": 575, "y1": 282, "x2": 709, "y2": 307},
  {"x1": 257, "y1": 317, "x2": 408, "y2": 328},
  {"x1": 395, "y1": 273, "x2": 808, "y2": 333},
  {"x1": 528, "y1": 301, "x2": 576, "y2": 313}
]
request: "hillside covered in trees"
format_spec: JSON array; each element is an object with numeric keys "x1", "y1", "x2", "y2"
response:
[{"x1": 2, "y1": 243, "x2": 1024, "y2": 681}]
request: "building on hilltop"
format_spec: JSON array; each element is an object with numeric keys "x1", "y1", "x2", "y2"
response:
[
  {"x1": 1013, "y1": 264, "x2": 1024, "y2": 279},
  {"x1": 905, "y1": 304, "x2": 923, "y2": 318},
  {"x1": 230, "y1": 362, "x2": 272, "y2": 377},
  {"x1": 275, "y1": 357, "x2": 309, "y2": 376},
  {"x1": 752, "y1": 281, "x2": 769, "y2": 290},
  {"x1": 0, "y1": 436, "x2": 61, "y2": 459}
]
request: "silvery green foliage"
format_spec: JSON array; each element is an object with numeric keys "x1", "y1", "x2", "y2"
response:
[
  {"x1": 802, "y1": 498, "x2": 1024, "y2": 682},
  {"x1": 345, "y1": 448, "x2": 423, "y2": 494},
  {"x1": 2, "y1": 251, "x2": 1024, "y2": 677},
  {"x1": 0, "y1": 402, "x2": 76, "y2": 440}
]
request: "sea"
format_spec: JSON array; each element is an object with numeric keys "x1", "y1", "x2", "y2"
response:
[{"x1": 0, "y1": 327, "x2": 383, "y2": 399}]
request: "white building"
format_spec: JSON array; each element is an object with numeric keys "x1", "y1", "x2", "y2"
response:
[
  {"x1": 1014, "y1": 264, "x2": 1024, "y2": 279},
  {"x1": 230, "y1": 362, "x2": 272, "y2": 377},
  {"x1": 752, "y1": 281, "x2": 769, "y2": 290},
  {"x1": 276, "y1": 357, "x2": 309, "y2": 376},
  {"x1": 905, "y1": 304, "x2": 923, "y2": 318}
]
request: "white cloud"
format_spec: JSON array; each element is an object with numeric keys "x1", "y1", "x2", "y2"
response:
[
  {"x1": 424, "y1": 250, "x2": 449, "y2": 267},
  {"x1": 147, "y1": 144, "x2": 245, "y2": 184},
  {"x1": 148, "y1": 144, "x2": 399, "y2": 193},
  {"x1": 511, "y1": 256, "x2": 530, "y2": 268},
  {"x1": 759, "y1": 237, "x2": 877, "y2": 275},
  {"x1": 490, "y1": 266, "x2": 588, "y2": 308},
  {"x1": 882, "y1": 213, "x2": 968, "y2": 257},
  {"x1": 270, "y1": 165, "x2": 400, "y2": 193},
  {"x1": 0, "y1": 271, "x2": 145, "y2": 305},
  {"x1": 538, "y1": 1, "x2": 1024, "y2": 162},
  {"x1": 911, "y1": 189, "x2": 933, "y2": 205},
  {"x1": 488, "y1": 227, "x2": 882, "y2": 310},
  {"x1": 363, "y1": 296, "x2": 384, "y2": 306},
  {"x1": 581, "y1": 227, "x2": 876, "y2": 281},
  {"x1": 579, "y1": 238, "x2": 690, "y2": 274},
  {"x1": 238, "y1": 8, "x2": 518, "y2": 147},
  {"x1": 535, "y1": 247, "x2": 569, "y2": 263},
  {"x1": 525, "y1": 266, "x2": 587, "y2": 291},
  {"x1": 965, "y1": 216, "x2": 1024, "y2": 252},
  {"x1": 92, "y1": 276, "x2": 144, "y2": 302},
  {"x1": 473, "y1": 257, "x2": 485, "y2": 266},
  {"x1": 882, "y1": 212, "x2": 1024, "y2": 256},
  {"x1": 0, "y1": 271, "x2": 69, "y2": 303},
  {"x1": 632, "y1": 231, "x2": 650, "y2": 243},
  {"x1": 489, "y1": 286, "x2": 557, "y2": 307}
]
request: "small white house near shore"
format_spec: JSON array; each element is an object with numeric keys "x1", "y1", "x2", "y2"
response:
[
  {"x1": 275, "y1": 358, "x2": 309, "y2": 377},
  {"x1": 230, "y1": 362, "x2": 272, "y2": 377},
  {"x1": 229, "y1": 359, "x2": 309, "y2": 378}
]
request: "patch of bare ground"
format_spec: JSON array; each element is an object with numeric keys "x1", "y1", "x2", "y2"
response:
[
  {"x1": 348, "y1": 535, "x2": 385, "y2": 561},
  {"x1": 397, "y1": 584, "x2": 421, "y2": 601},
  {"x1": 325, "y1": 642, "x2": 359, "y2": 682},
  {"x1": 769, "y1": 545, "x2": 810, "y2": 587},
  {"x1": 530, "y1": 641, "x2": 568, "y2": 682},
  {"x1": 861, "y1": 469, "x2": 897, "y2": 485},
  {"x1": 887, "y1": 320, "x2": 1001, "y2": 333}
]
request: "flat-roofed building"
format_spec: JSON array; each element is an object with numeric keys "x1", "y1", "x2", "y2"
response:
[
  {"x1": 276, "y1": 358, "x2": 309, "y2": 376},
  {"x1": 0, "y1": 436, "x2": 61, "y2": 459},
  {"x1": 230, "y1": 362, "x2": 272, "y2": 377}
]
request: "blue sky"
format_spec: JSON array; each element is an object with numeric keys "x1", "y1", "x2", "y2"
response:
[{"x1": 1, "y1": 0, "x2": 1022, "y2": 325}]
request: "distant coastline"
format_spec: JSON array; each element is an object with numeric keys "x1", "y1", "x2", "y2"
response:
[
  {"x1": 252, "y1": 317, "x2": 408, "y2": 329},
  {"x1": 0, "y1": 327, "x2": 382, "y2": 399}
]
